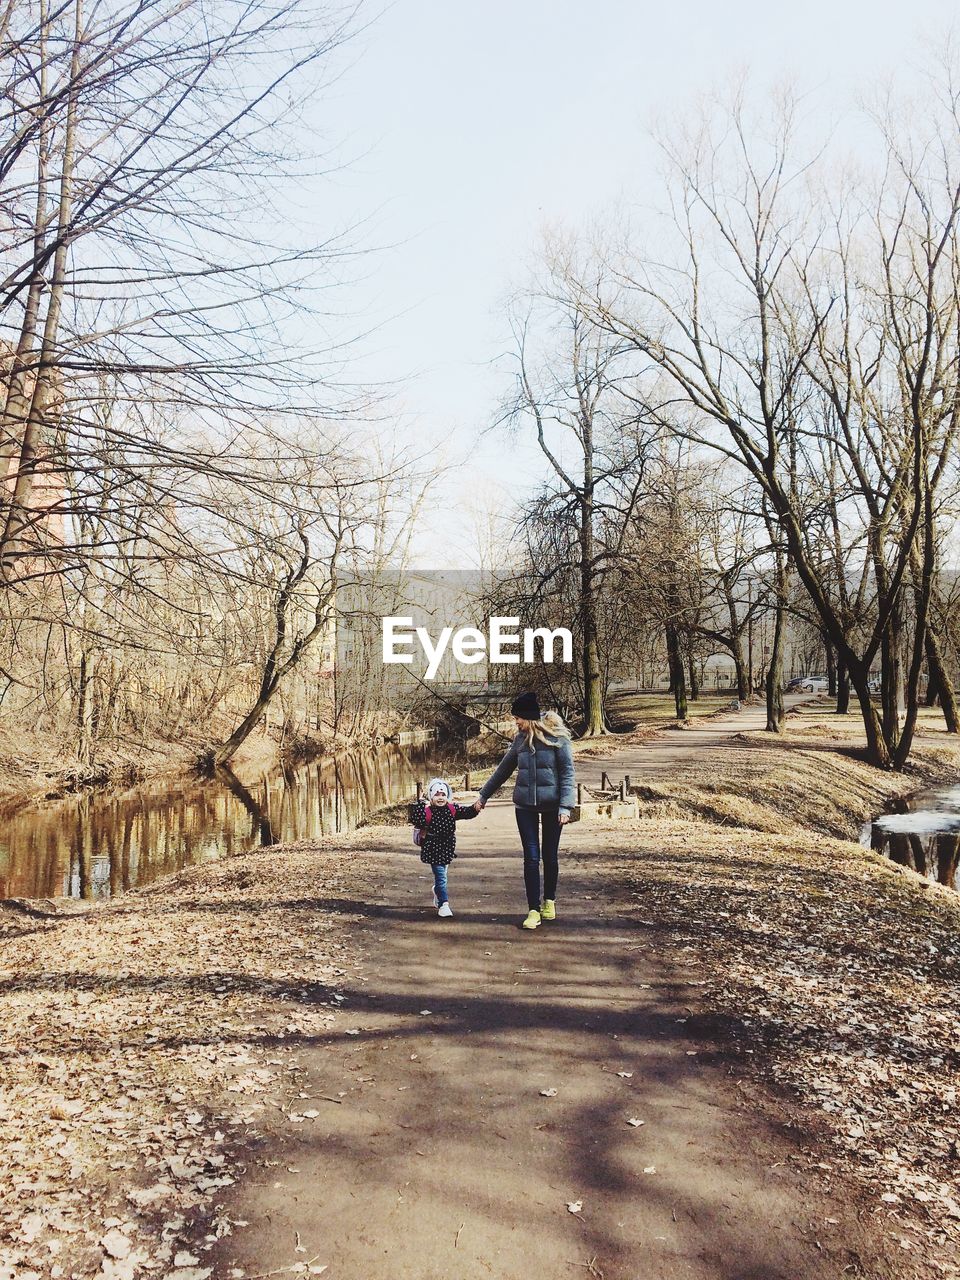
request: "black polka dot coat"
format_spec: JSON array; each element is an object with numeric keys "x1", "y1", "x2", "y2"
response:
[{"x1": 411, "y1": 800, "x2": 479, "y2": 866}]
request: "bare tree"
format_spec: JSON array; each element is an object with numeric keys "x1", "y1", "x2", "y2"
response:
[
  {"x1": 590, "y1": 83, "x2": 960, "y2": 768},
  {"x1": 499, "y1": 244, "x2": 649, "y2": 735},
  {"x1": 0, "y1": 0, "x2": 429, "y2": 773}
]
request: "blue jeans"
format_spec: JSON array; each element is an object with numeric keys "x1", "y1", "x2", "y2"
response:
[
  {"x1": 515, "y1": 807, "x2": 561, "y2": 910},
  {"x1": 431, "y1": 863, "x2": 449, "y2": 904}
]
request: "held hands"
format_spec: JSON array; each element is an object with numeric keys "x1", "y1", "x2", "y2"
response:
[{"x1": 473, "y1": 798, "x2": 567, "y2": 821}]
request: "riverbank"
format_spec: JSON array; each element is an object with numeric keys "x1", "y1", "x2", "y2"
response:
[
  {"x1": 1, "y1": 701, "x2": 958, "y2": 1277},
  {"x1": 0, "y1": 721, "x2": 372, "y2": 811},
  {"x1": 0, "y1": 723, "x2": 216, "y2": 810},
  {"x1": 0, "y1": 689, "x2": 739, "y2": 810}
]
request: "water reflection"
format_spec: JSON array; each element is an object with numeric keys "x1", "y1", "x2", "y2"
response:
[
  {"x1": 0, "y1": 743, "x2": 464, "y2": 901},
  {"x1": 862, "y1": 784, "x2": 960, "y2": 890}
]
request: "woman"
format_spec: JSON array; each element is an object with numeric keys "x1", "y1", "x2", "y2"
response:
[{"x1": 475, "y1": 691, "x2": 576, "y2": 929}]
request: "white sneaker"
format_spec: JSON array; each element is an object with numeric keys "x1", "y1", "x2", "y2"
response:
[
  {"x1": 432, "y1": 892, "x2": 439, "y2": 908},
  {"x1": 437, "y1": 902, "x2": 453, "y2": 918}
]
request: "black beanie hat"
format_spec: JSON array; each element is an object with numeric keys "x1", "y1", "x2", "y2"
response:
[{"x1": 511, "y1": 690, "x2": 541, "y2": 720}]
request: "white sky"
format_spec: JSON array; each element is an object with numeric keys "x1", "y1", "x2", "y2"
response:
[{"x1": 306, "y1": 0, "x2": 959, "y2": 565}]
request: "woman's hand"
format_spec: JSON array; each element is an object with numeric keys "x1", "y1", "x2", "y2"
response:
[
  {"x1": 559, "y1": 812, "x2": 570, "y2": 825},
  {"x1": 473, "y1": 798, "x2": 486, "y2": 812}
]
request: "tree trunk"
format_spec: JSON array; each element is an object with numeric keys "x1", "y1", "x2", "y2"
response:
[
  {"x1": 924, "y1": 652, "x2": 941, "y2": 707},
  {"x1": 733, "y1": 651, "x2": 748, "y2": 701},
  {"x1": 214, "y1": 689, "x2": 275, "y2": 766},
  {"x1": 836, "y1": 654, "x2": 850, "y2": 715},
  {"x1": 851, "y1": 671, "x2": 890, "y2": 768},
  {"x1": 765, "y1": 557, "x2": 788, "y2": 733},
  {"x1": 879, "y1": 597, "x2": 906, "y2": 759},
  {"x1": 666, "y1": 624, "x2": 688, "y2": 720},
  {"x1": 77, "y1": 648, "x2": 95, "y2": 765},
  {"x1": 893, "y1": 489, "x2": 938, "y2": 771},
  {"x1": 723, "y1": 587, "x2": 749, "y2": 701},
  {"x1": 926, "y1": 626, "x2": 959, "y2": 733},
  {"x1": 581, "y1": 628, "x2": 606, "y2": 735},
  {"x1": 825, "y1": 639, "x2": 836, "y2": 698},
  {"x1": 1, "y1": 0, "x2": 82, "y2": 577},
  {"x1": 579, "y1": 421, "x2": 607, "y2": 736},
  {"x1": 687, "y1": 648, "x2": 701, "y2": 701},
  {"x1": 0, "y1": 0, "x2": 51, "y2": 488}
]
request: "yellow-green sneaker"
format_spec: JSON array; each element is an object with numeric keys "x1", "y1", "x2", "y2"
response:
[
  {"x1": 522, "y1": 909, "x2": 541, "y2": 930},
  {"x1": 541, "y1": 899, "x2": 556, "y2": 921}
]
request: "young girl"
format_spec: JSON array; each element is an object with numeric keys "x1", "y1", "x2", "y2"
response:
[
  {"x1": 410, "y1": 777, "x2": 479, "y2": 918},
  {"x1": 476, "y1": 692, "x2": 576, "y2": 929}
]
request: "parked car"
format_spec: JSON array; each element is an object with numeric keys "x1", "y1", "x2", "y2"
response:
[
  {"x1": 785, "y1": 676, "x2": 806, "y2": 692},
  {"x1": 798, "y1": 676, "x2": 829, "y2": 692}
]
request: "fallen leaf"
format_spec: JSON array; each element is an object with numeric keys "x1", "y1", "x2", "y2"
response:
[
  {"x1": 18, "y1": 1214, "x2": 45, "y2": 1243},
  {"x1": 101, "y1": 1230, "x2": 132, "y2": 1260},
  {"x1": 127, "y1": 1184, "x2": 177, "y2": 1209},
  {"x1": 539, "y1": 1088, "x2": 558, "y2": 1098},
  {"x1": 566, "y1": 1201, "x2": 583, "y2": 1214},
  {"x1": 626, "y1": 1118, "x2": 644, "y2": 1127},
  {"x1": 99, "y1": 1263, "x2": 136, "y2": 1280}
]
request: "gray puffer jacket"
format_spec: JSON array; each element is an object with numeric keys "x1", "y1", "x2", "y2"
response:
[{"x1": 479, "y1": 732, "x2": 576, "y2": 815}]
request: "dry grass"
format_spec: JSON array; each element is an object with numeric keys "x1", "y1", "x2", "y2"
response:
[
  {"x1": 607, "y1": 688, "x2": 738, "y2": 726},
  {"x1": 0, "y1": 721, "x2": 310, "y2": 808},
  {"x1": 0, "y1": 722, "x2": 191, "y2": 808}
]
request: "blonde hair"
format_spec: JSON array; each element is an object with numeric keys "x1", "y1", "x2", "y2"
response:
[{"x1": 521, "y1": 709, "x2": 572, "y2": 747}]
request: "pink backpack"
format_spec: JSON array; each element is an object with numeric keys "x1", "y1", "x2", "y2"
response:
[{"x1": 413, "y1": 802, "x2": 455, "y2": 846}]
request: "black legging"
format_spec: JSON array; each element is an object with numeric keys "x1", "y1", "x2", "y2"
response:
[{"x1": 515, "y1": 806, "x2": 561, "y2": 910}]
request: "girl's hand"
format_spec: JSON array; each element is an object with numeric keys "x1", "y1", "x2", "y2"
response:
[
  {"x1": 559, "y1": 812, "x2": 570, "y2": 825},
  {"x1": 473, "y1": 799, "x2": 485, "y2": 812}
]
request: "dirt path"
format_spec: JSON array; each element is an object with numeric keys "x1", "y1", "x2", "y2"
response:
[
  {"x1": 574, "y1": 695, "x2": 809, "y2": 789},
  {"x1": 208, "y1": 699, "x2": 879, "y2": 1280}
]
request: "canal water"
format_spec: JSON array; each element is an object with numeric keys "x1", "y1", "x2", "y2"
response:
[
  {"x1": 861, "y1": 783, "x2": 960, "y2": 891},
  {"x1": 0, "y1": 742, "x2": 479, "y2": 901}
]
